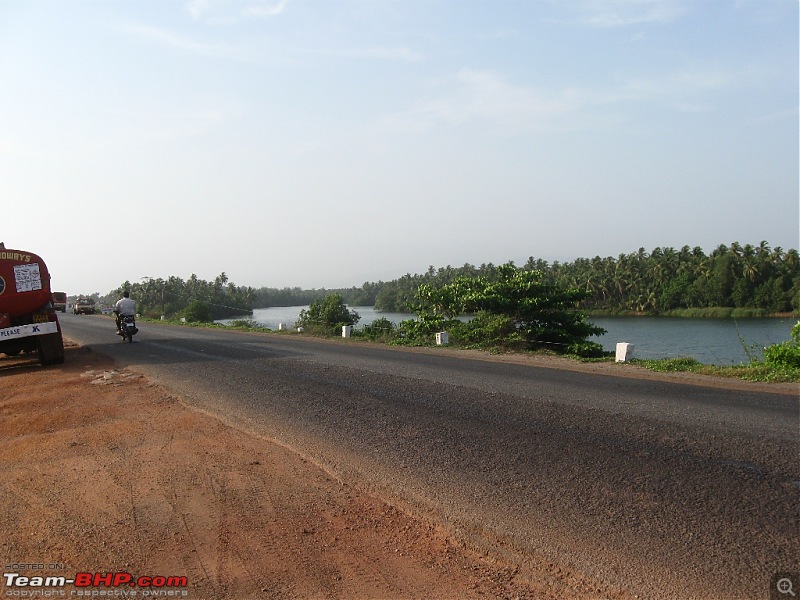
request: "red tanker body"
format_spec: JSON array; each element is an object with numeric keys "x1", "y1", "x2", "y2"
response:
[{"x1": 0, "y1": 244, "x2": 65, "y2": 365}]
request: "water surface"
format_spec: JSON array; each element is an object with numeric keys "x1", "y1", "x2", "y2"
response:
[{"x1": 219, "y1": 307, "x2": 795, "y2": 365}]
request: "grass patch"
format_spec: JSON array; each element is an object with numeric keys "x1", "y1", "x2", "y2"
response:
[
  {"x1": 631, "y1": 357, "x2": 705, "y2": 372},
  {"x1": 226, "y1": 319, "x2": 270, "y2": 330},
  {"x1": 630, "y1": 357, "x2": 799, "y2": 383}
]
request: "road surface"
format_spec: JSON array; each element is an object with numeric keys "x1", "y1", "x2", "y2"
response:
[{"x1": 60, "y1": 313, "x2": 799, "y2": 599}]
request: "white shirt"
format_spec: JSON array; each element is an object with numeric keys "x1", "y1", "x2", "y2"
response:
[{"x1": 115, "y1": 297, "x2": 136, "y2": 316}]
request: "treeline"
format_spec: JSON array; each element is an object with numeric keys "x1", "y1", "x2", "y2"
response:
[
  {"x1": 109, "y1": 241, "x2": 798, "y2": 319},
  {"x1": 106, "y1": 273, "x2": 377, "y2": 320},
  {"x1": 552, "y1": 242, "x2": 798, "y2": 314},
  {"x1": 252, "y1": 282, "x2": 381, "y2": 309},
  {"x1": 111, "y1": 272, "x2": 254, "y2": 319},
  {"x1": 368, "y1": 241, "x2": 799, "y2": 315}
]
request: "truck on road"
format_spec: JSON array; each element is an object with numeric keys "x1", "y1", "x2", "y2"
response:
[
  {"x1": 0, "y1": 244, "x2": 65, "y2": 365},
  {"x1": 52, "y1": 291, "x2": 67, "y2": 313},
  {"x1": 73, "y1": 297, "x2": 96, "y2": 315}
]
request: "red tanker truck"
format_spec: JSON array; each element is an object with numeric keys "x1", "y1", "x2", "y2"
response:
[{"x1": 0, "y1": 243, "x2": 65, "y2": 365}]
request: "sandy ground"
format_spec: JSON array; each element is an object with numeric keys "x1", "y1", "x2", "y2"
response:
[{"x1": 1, "y1": 339, "x2": 793, "y2": 599}]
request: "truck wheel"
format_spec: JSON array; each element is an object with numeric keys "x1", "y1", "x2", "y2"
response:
[{"x1": 38, "y1": 332, "x2": 65, "y2": 366}]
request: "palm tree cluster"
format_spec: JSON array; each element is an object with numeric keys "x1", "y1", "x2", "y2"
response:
[
  {"x1": 111, "y1": 272, "x2": 255, "y2": 319},
  {"x1": 373, "y1": 242, "x2": 798, "y2": 315},
  {"x1": 545, "y1": 242, "x2": 798, "y2": 314}
]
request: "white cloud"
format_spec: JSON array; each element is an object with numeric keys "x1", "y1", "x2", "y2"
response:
[
  {"x1": 379, "y1": 69, "x2": 585, "y2": 135},
  {"x1": 127, "y1": 23, "x2": 220, "y2": 54},
  {"x1": 185, "y1": 0, "x2": 211, "y2": 20},
  {"x1": 327, "y1": 46, "x2": 423, "y2": 62},
  {"x1": 451, "y1": 69, "x2": 578, "y2": 123},
  {"x1": 242, "y1": 0, "x2": 289, "y2": 18},
  {"x1": 124, "y1": 23, "x2": 257, "y2": 62},
  {"x1": 184, "y1": 0, "x2": 288, "y2": 22},
  {"x1": 379, "y1": 63, "x2": 744, "y2": 136},
  {"x1": 575, "y1": 0, "x2": 688, "y2": 28},
  {"x1": 623, "y1": 68, "x2": 730, "y2": 97}
]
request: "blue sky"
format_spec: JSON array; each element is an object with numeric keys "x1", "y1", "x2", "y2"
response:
[{"x1": 1, "y1": 0, "x2": 797, "y2": 294}]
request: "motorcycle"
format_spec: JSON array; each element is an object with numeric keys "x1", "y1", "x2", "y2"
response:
[{"x1": 116, "y1": 314, "x2": 138, "y2": 342}]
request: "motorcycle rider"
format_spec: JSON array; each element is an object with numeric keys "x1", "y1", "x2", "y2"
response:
[{"x1": 114, "y1": 290, "x2": 136, "y2": 335}]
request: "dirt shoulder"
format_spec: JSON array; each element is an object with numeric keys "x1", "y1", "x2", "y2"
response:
[{"x1": 1, "y1": 341, "x2": 635, "y2": 600}]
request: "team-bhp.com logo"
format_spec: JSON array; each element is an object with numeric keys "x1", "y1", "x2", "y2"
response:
[{"x1": 3, "y1": 572, "x2": 189, "y2": 596}]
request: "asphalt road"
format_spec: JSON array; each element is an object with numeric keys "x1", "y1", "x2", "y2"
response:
[{"x1": 59, "y1": 313, "x2": 799, "y2": 599}]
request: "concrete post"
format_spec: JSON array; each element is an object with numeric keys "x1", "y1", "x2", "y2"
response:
[{"x1": 615, "y1": 342, "x2": 634, "y2": 362}]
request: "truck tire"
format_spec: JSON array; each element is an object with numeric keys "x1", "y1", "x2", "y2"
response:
[{"x1": 38, "y1": 332, "x2": 65, "y2": 366}]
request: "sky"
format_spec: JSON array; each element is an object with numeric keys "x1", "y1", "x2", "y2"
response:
[{"x1": 1, "y1": 0, "x2": 798, "y2": 295}]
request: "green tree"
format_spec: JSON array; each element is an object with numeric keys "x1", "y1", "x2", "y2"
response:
[
  {"x1": 413, "y1": 263, "x2": 606, "y2": 356},
  {"x1": 297, "y1": 294, "x2": 360, "y2": 333}
]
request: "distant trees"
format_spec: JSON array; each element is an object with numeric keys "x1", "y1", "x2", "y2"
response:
[
  {"x1": 111, "y1": 272, "x2": 254, "y2": 320},
  {"x1": 366, "y1": 241, "x2": 798, "y2": 316},
  {"x1": 546, "y1": 242, "x2": 798, "y2": 314},
  {"x1": 252, "y1": 281, "x2": 380, "y2": 309},
  {"x1": 109, "y1": 240, "x2": 798, "y2": 321}
]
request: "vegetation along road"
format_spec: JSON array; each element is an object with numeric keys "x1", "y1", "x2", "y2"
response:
[{"x1": 60, "y1": 313, "x2": 799, "y2": 599}]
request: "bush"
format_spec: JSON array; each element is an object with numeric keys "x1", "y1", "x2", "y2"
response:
[
  {"x1": 763, "y1": 321, "x2": 800, "y2": 369},
  {"x1": 183, "y1": 300, "x2": 213, "y2": 323},
  {"x1": 227, "y1": 319, "x2": 264, "y2": 329},
  {"x1": 296, "y1": 294, "x2": 360, "y2": 334},
  {"x1": 449, "y1": 312, "x2": 523, "y2": 350},
  {"x1": 395, "y1": 315, "x2": 451, "y2": 346},
  {"x1": 360, "y1": 317, "x2": 397, "y2": 341},
  {"x1": 564, "y1": 340, "x2": 608, "y2": 358},
  {"x1": 763, "y1": 344, "x2": 800, "y2": 369}
]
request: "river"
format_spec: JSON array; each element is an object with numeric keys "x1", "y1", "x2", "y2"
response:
[{"x1": 218, "y1": 307, "x2": 795, "y2": 366}]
